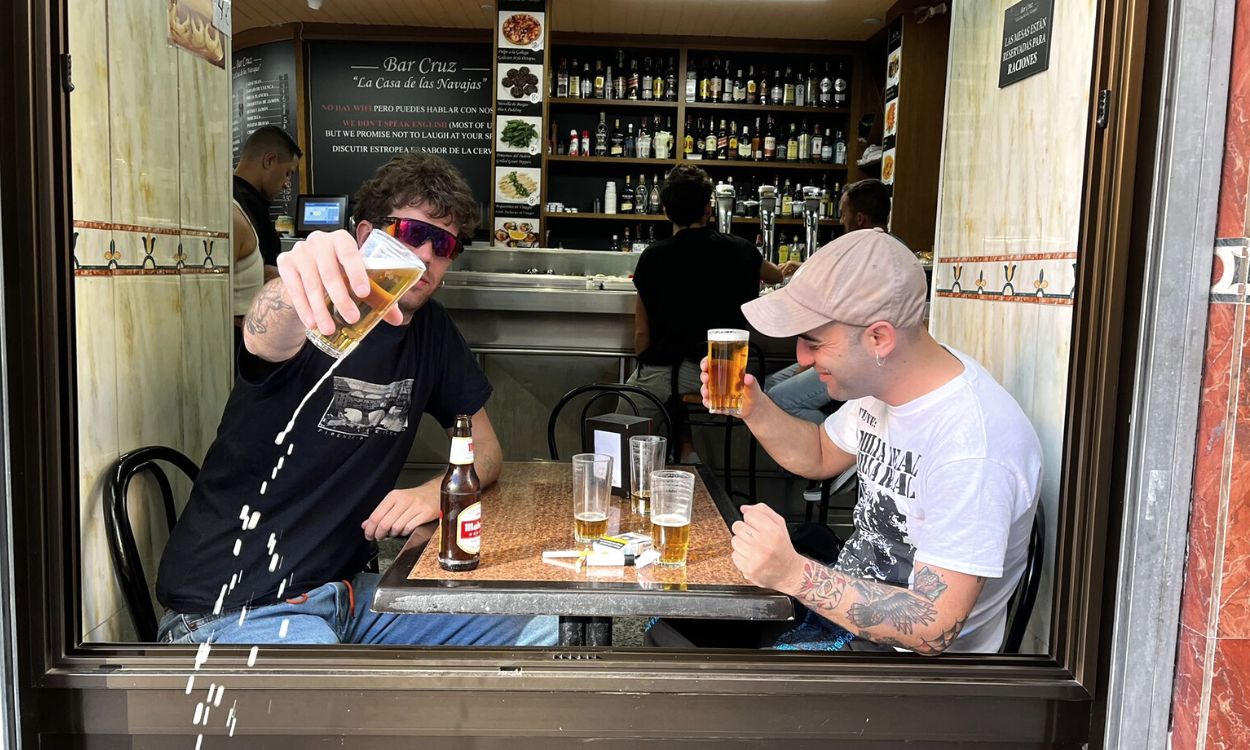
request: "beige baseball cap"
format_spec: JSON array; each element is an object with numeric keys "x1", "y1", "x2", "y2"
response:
[{"x1": 742, "y1": 228, "x2": 928, "y2": 337}]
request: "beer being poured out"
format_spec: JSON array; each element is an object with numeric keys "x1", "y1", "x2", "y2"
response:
[{"x1": 707, "y1": 328, "x2": 750, "y2": 416}]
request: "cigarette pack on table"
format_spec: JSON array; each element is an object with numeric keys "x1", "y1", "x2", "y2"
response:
[{"x1": 593, "y1": 531, "x2": 653, "y2": 557}]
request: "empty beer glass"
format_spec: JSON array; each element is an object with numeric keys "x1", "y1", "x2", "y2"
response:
[
  {"x1": 707, "y1": 328, "x2": 750, "y2": 416},
  {"x1": 649, "y1": 469, "x2": 695, "y2": 567},
  {"x1": 572, "y1": 453, "x2": 613, "y2": 544},
  {"x1": 629, "y1": 435, "x2": 667, "y2": 516},
  {"x1": 305, "y1": 229, "x2": 427, "y2": 358}
]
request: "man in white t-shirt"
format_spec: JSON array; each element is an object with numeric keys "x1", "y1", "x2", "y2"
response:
[{"x1": 708, "y1": 228, "x2": 1042, "y2": 654}]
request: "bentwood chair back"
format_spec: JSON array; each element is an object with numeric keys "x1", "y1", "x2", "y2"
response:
[{"x1": 547, "y1": 383, "x2": 675, "y2": 461}]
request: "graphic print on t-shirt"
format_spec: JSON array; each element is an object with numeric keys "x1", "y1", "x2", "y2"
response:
[
  {"x1": 835, "y1": 408, "x2": 924, "y2": 586},
  {"x1": 317, "y1": 376, "x2": 414, "y2": 438}
]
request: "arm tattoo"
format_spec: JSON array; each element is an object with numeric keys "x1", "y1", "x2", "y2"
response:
[
  {"x1": 846, "y1": 590, "x2": 937, "y2": 635},
  {"x1": 912, "y1": 566, "x2": 949, "y2": 602},
  {"x1": 245, "y1": 282, "x2": 294, "y2": 336},
  {"x1": 796, "y1": 560, "x2": 849, "y2": 612},
  {"x1": 913, "y1": 616, "x2": 967, "y2": 656}
]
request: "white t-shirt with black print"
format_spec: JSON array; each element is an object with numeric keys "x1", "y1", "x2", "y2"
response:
[{"x1": 823, "y1": 347, "x2": 1042, "y2": 653}]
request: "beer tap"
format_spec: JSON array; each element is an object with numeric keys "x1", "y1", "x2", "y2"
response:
[
  {"x1": 714, "y1": 181, "x2": 736, "y2": 234},
  {"x1": 801, "y1": 185, "x2": 823, "y2": 263},
  {"x1": 758, "y1": 184, "x2": 778, "y2": 265}
]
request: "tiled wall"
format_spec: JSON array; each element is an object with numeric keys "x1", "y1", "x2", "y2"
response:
[
  {"x1": 928, "y1": 0, "x2": 1097, "y2": 653},
  {"x1": 1171, "y1": 1, "x2": 1250, "y2": 745},
  {"x1": 70, "y1": 0, "x2": 233, "y2": 642}
]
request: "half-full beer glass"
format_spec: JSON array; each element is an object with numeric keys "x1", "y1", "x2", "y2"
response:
[
  {"x1": 305, "y1": 229, "x2": 427, "y2": 358},
  {"x1": 707, "y1": 328, "x2": 750, "y2": 416},
  {"x1": 572, "y1": 453, "x2": 613, "y2": 544},
  {"x1": 649, "y1": 469, "x2": 695, "y2": 567},
  {"x1": 628, "y1": 435, "x2": 666, "y2": 516}
]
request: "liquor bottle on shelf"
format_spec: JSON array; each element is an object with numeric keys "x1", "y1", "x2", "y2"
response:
[
  {"x1": 593, "y1": 60, "x2": 606, "y2": 99},
  {"x1": 833, "y1": 129, "x2": 847, "y2": 165},
  {"x1": 786, "y1": 123, "x2": 799, "y2": 161},
  {"x1": 635, "y1": 173, "x2": 648, "y2": 214},
  {"x1": 637, "y1": 117, "x2": 652, "y2": 159},
  {"x1": 820, "y1": 126, "x2": 833, "y2": 163},
  {"x1": 709, "y1": 57, "x2": 723, "y2": 103},
  {"x1": 621, "y1": 176, "x2": 634, "y2": 213},
  {"x1": 722, "y1": 60, "x2": 734, "y2": 103},
  {"x1": 751, "y1": 117, "x2": 763, "y2": 161},
  {"x1": 834, "y1": 62, "x2": 849, "y2": 107},
  {"x1": 832, "y1": 182, "x2": 843, "y2": 221},
  {"x1": 692, "y1": 117, "x2": 706, "y2": 159},
  {"x1": 665, "y1": 57, "x2": 677, "y2": 101},
  {"x1": 699, "y1": 59, "x2": 711, "y2": 102},
  {"x1": 647, "y1": 223, "x2": 656, "y2": 243},
  {"x1": 819, "y1": 175, "x2": 832, "y2": 217},
  {"x1": 746, "y1": 65, "x2": 758, "y2": 105},
  {"x1": 628, "y1": 58, "x2": 640, "y2": 100},
  {"x1": 818, "y1": 61, "x2": 833, "y2": 107},
  {"x1": 805, "y1": 62, "x2": 819, "y2": 107},
  {"x1": 728, "y1": 121, "x2": 739, "y2": 161},
  {"x1": 683, "y1": 115, "x2": 695, "y2": 157},
  {"x1": 810, "y1": 127, "x2": 824, "y2": 164},
  {"x1": 613, "y1": 49, "x2": 627, "y2": 99},
  {"x1": 622, "y1": 226, "x2": 632, "y2": 252},
  {"x1": 763, "y1": 116, "x2": 777, "y2": 161},
  {"x1": 733, "y1": 68, "x2": 746, "y2": 103},
  {"x1": 794, "y1": 67, "x2": 806, "y2": 107},
  {"x1": 758, "y1": 68, "x2": 771, "y2": 106},
  {"x1": 595, "y1": 112, "x2": 609, "y2": 157},
  {"x1": 610, "y1": 118, "x2": 625, "y2": 157},
  {"x1": 738, "y1": 123, "x2": 752, "y2": 160},
  {"x1": 655, "y1": 115, "x2": 672, "y2": 159},
  {"x1": 798, "y1": 120, "x2": 811, "y2": 161},
  {"x1": 686, "y1": 58, "x2": 698, "y2": 102},
  {"x1": 581, "y1": 129, "x2": 591, "y2": 157},
  {"x1": 649, "y1": 175, "x2": 661, "y2": 214},
  {"x1": 569, "y1": 58, "x2": 581, "y2": 99},
  {"x1": 641, "y1": 57, "x2": 653, "y2": 101},
  {"x1": 624, "y1": 122, "x2": 636, "y2": 158},
  {"x1": 778, "y1": 234, "x2": 790, "y2": 263},
  {"x1": 769, "y1": 68, "x2": 784, "y2": 107},
  {"x1": 783, "y1": 66, "x2": 796, "y2": 107},
  {"x1": 580, "y1": 62, "x2": 592, "y2": 98},
  {"x1": 557, "y1": 58, "x2": 569, "y2": 98},
  {"x1": 781, "y1": 178, "x2": 793, "y2": 216},
  {"x1": 716, "y1": 119, "x2": 728, "y2": 160},
  {"x1": 792, "y1": 183, "x2": 803, "y2": 219},
  {"x1": 705, "y1": 119, "x2": 718, "y2": 158}
]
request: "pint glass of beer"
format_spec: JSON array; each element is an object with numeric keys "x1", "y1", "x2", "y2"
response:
[
  {"x1": 305, "y1": 229, "x2": 427, "y2": 358},
  {"x1": 628, "y1": 435, "x2": 667, "y2": 516},
  {"x1": 572, "y1": 453, "x2": 613, "y2": 544},
  {"x1": 707, "y1": 328, "x2": 750, "y2": 416},
  {"x1": 649, "y1": 469, "x2": 695, "y2": 567}
]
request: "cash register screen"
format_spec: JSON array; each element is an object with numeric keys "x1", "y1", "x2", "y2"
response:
[{"x1": 296, "y1": 195, "x2": 349, "y2": 235}]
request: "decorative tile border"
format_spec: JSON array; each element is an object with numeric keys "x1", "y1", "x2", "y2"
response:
[
  {"x1": 932, "y1": 252, "x2": 1078, "y2": 304},
  {"x1": 71, "y1": 221, "x2": 229, "y2": 276}
]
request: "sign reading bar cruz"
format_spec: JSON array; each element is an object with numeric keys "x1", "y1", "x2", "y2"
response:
[{"x1": 998, "y1": 0, "x2": 1054, "y2": 88}]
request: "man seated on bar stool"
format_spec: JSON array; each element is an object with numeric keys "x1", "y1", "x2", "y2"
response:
[
  {"x1": 764, "y1": 179, "x2": 893, "y2": 502},
  {"x1": 662, "y1": 229, "x2": 1042, "y2": 653},
  {"x1": 622, "y1": 163, "x2": 790, "y2": 460}
]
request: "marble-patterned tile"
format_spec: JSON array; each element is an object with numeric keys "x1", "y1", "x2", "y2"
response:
[
  {"x1": 1182, "y1": 302, "x2": 1240, "y2": 634},
  {"x1": 1217, "y1": 7, "x2": 1250, "y2": 239},
  {"x1": 180, "y1": 233, "x2": 229, "y2": 271},
  {"x1": 67, "y1": 0, "x2": 111, "y2": 224},
  {"x1": 179, "y1": 45, "x2": 231, "y2": 235},
  {"x1": 1208, "y1": 638, "x2": 1250, "y2": 747},
  {"x1": 1170, "y1": 626, "x2": 1208, "y2": 750},
  {"x1": 111, "y1": 228, "x2": 182, "y2": 269},
  {"x1": 74, "y1": 275, "x2": 123, "y2": 638},
  {"x1": 108, "y1": 0, "x2": 181, "y2": 230},
  {"x1": 71, "y1": 227, "x2": 115, "y2": 271},
  {"x1": 180, "y1": 274, "x2": 233, "y2": 473},
  {"x1": 114, "y1": 276, "x2": 184, "y2": 581}
]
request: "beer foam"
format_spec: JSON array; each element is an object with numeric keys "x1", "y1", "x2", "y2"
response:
[{"x1": 275, "y1": 357, "x2": 346, "y2": 445}]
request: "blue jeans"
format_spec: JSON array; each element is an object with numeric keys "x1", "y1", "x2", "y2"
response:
[
  {"x1": 157, "y1": 572, "x2": 558, "y2": 647},
  {"x1": 764, "y1": 364, "x2": 830, "y2": 425}
]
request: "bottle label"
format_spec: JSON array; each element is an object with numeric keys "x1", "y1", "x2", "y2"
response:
[
  {"x1": 449, "y1": 436, "x2": 474, "y2": 465},
  {"x1": 457, "y1": 501, "x2": 482, "y2": 554}
]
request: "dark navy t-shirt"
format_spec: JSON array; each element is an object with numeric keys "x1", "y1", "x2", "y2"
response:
[{"x1": 156, "y1": 300, "x2": 490, "y2": 614}]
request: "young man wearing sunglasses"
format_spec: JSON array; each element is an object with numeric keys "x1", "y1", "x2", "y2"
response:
[{"x1": 155, "y1": 152, "x2": 556, "y2": 647}]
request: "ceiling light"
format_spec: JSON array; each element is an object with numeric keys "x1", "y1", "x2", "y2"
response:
[
  {"x1": 308, "y1": 0, "x2": 323, "y2": 9},
  {"x1": 863, "y1": 17, "x2": 883, "y2": 25}
]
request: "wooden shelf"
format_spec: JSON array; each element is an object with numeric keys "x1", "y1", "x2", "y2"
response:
[
  {"x1": 682, "y1": 158, "x2": 847, "y2": 171},
  {"x1": 684, "y1": 101, "x2": 851, "y2": 116},
  {"x1": 548, "y1": 97, "x2": 679, "y2": 109},
  {"x1": 547, "y1": 155, "x2": 679, "y2": 166},
  {"x1": 543, "y1": 211, "x2": 670, "y2": 221}
]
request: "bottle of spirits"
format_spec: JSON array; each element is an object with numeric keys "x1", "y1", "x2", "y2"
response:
[
  {"x1": 798, "y1": 119, "x2": 811, "y2": 161},
  {"x1": 763, "y1": 116, "x2": 777, "y2": 161},
  {"x1": 728, "y1": 121, "x2": 739, "y2": 160},
  {"x1": 832, "y1": 182, "x2": 842, "y2": 220},
  {"x1": 751, "y1": 117, "x2": 763, "y2": 161},
  {"x1": 819, "y1": 175, "x2": 832, "y2": 217},
  {"x1": 683, "y1": 115, "x2": 695, "y2": 157},
  {"x1": 820, "y1": 127, "x2": 833, "y2": 163},
  {"x1": 794, "y1": 67, "x2": 806, "y2": 107},
  {"x1": 693, "y1": 117, "x2": 706, "y2": 159},
  {"x1": 686, "y1": 58, "x2": 698, "y2": 102},
  {"x1": 635, "y1": 173, "x2": 648, "y2": 214},
  {"x1": 705, "y1": 119, "x2": 718, "y2": 158},
  {"x1": 699, "y1": 59, "x2": 711, "y2": 102},
  {"x1": 805, "y1": 62, "x2": 819, "y2": 107},
  {"x1": 818, "y1": 61, "x2": 833, "y2": 107},
  {"x1": 722, "y1": 60, "x2": 734, "y2": 103},
  {"x1": 781, "y1": 178, "x2": 793, "y2": 216},
  {"x1": 786, "y1": 123, "x2": 799, "y2": 161},
  {"x1": 595, "y1": 112, "x2": 608, "y2": 157},
  {"x1": 556, "y1": 58, "x2": 569, "y2": 98},
  {"x1": 621, "y1": 225, "x2": 632, "y2": 252},
  {"x1": 734, "y1": 68, "x2": 746, "y2": 103},
  {"x1": 709, "y1": 57, "x2": 723, "y2": 102},
  {"x1": 834, "y1": 62, "x2": 849, "y2": 107},
  {"x1": 649, "y1": 175, "x2": 661, "y2": 214},
  {"x1": 640, "y1": 57, "x2": 653, "y2": 100},
  {"x1": 627, "y1": 58, "x2": 640, "y2": 100},
  {"x1": 834, "y1": 129, "x2": 847, "y2": 165},
  {"x1": 593, "y1": 60, "x2": 606, "y2": 99},
  {"x1": 569, "y1": 58, "x2": 581, "y2": 98},
  {"x1": 636, "y1": 117, "x2": 652, "y2": 159},
  {"x1": 769, "y1": 67, "x2": 784, "y2": 106},
  {"x1": 746, "y1": 65, "x2": 758, "y2": 104},
  {"x1": 783, "y1": 66, "x2": 796, "y2": 106},
  {"x1": 610, "y1": 118, "x2": 625, "y2": 157},
  {"x1": 613, "y1": 49, "x2": 627, "y2": 99},
  {"x1": 758, "y1": 68, "x2": 771, "y2": 106},
  {"x1": 580, "y1": 62, "x2": 592, "y2": 98},
  {"x1": 624, "y1": 123, "x2": 636, "y2": 158},
  {"x1": 621, "y1": 175, "x2": 634, "y2": 213},
  {"x1": 717, "y1": 119, "x2": 728, "y2": 159},
  {"x1": 665, "y1": 57, "x2": 677, "y2": 101},
  {"x1": 810, "y1": 127, "x2": 823, "y2": 164}
]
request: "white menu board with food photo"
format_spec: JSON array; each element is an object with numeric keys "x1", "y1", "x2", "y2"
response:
[
  {"x1": 493, "y1": 217, "x2": 541, "y2": 248},
  {"x1": 498, "y1": 11, "x2": 545, "y2": 53},
  {"x1": 496, "y1": 115, "x2": 544, "y2": 155},
  {"x1": 495, "y1": 167, "x2": 542, "y2": 206},
  {"x1": 497, "y1": 63, "x2": 545, "y2": 109}
]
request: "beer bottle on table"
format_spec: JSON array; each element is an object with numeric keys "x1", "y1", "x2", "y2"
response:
[{"x1": 439, "y1": 414, "x2": 481, "y2": 571}]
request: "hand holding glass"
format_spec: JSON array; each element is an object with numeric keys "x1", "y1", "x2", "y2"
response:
[
  {"x1": 572, "y1": 453, "x2": 613, "y2": 544},
  {"x1": 707, "y1": 328, "x2": 750, "y2": 416}
]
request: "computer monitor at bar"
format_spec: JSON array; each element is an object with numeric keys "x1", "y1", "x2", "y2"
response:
[{"x1": 295, "y1": 194, "x2": 349, "y2": 236}]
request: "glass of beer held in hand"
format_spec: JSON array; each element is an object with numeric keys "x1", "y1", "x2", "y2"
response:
[
  {"x1": 707, "y1": 329, "x2": 750, "y2": 416},
  {"x1": 649, "y1": 469, "x2": 695, "y2": 567},
  {"x1": 305, "y1": 229, "x2": 427, "y2": 359},
  {"x1": 572, "y1": 453, "x2": 613, "y2": 544}
]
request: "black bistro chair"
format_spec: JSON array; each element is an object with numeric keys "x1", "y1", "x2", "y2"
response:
[
  {"x1": 547, "y1": 383, "x2": 675, "y2": 462},
  {"x1": 102, "y1": 446, "x2": 200, "y2": 642},
  {"x1": 1002, "y1": 505, "x2": 1046, "y2": 653}
]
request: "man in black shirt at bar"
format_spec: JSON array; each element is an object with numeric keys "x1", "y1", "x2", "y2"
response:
[
  {"x1": 625, "y1": 164, "x2": 787, "y2": 459},
  {"x1": 233, "y1": 126, "x2": 302, "y2": 272}
]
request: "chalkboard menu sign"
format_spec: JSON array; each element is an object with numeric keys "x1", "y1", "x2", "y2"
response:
[
  {"x1": 232, "y1": 41, "x2": 300, "y2": 220},
  {"x1": 999, "y1": 0, "x2": 1054, "y2": 88},
  {"x1": 306, "y1": 40, "x2": 493, "y2": 224}
]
